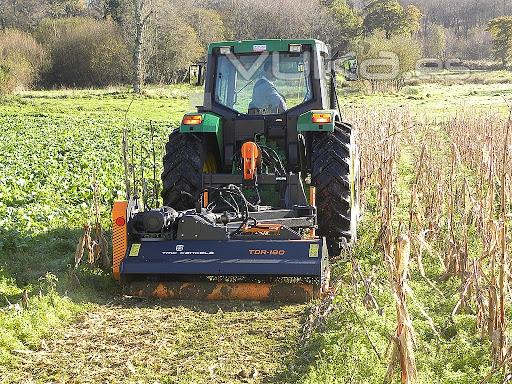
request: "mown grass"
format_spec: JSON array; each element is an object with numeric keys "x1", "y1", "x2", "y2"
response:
[{"x1": 5, "y1": 300, "x2": 305, "y2": 383}]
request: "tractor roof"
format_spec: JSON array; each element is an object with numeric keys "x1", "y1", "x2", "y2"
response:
[{"x1": 207, "y1": 39, "x2": 329, "y2": 55}]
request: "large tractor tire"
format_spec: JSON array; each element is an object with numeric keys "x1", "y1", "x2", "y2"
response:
[
  {"x1": 161, "y1": 131, "x2": 205, "y2": 211},
  {"x1": 311, "y1": 122, "x2": 360, "y2": 257}
]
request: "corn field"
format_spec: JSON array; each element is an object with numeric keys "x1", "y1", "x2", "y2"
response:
[{"x1": 346, "y1": 106, "x2": 512, "y2": 383}]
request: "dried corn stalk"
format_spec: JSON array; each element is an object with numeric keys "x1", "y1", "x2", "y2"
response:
[{"x1": 74, "y1": 176, "x2": 110, "y2": 270}]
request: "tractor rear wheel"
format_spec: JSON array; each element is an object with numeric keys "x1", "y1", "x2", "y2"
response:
[
  {"x1": 161, "y1": 130, "x2": 205, "y2": 210},
  {"x1": 311, "y1": 122, "x2": 359, "y2": 257}
]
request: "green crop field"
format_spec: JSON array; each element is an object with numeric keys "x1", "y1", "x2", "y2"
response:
[
  {"x1": 0, "y1": 87, "x2": 188, "y2": 368},
  {"x1": 0, "y1": 72, "x2": 511, "y2": 383}
]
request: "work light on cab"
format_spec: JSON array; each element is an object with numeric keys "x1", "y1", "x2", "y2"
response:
[
  {"x1": 289, "y1": 44, "x2": 302, "y2": 53},
  {"x1": 219, "y1": 46, "x2": 232, "y2": 55}
]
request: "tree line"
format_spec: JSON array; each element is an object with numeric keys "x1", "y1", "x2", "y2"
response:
[{"x1": 0, "y1": 0, "x2": 510, "y2": 93}]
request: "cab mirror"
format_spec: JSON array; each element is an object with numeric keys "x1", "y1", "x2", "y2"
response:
[{"x1": 189, "y1": 63, "x2": 205, "y2": 86}]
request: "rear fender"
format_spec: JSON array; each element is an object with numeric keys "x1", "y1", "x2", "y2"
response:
[
  {"x1": 297, "y1": 110, "x2": 339, "y2": 132},
  {"x1": 180, "y1": 112, "x2": 223, "y2": 155}
]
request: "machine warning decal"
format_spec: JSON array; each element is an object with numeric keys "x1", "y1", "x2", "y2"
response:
[
  {"x1": 253, "y1": 44, "x2": 267, "y2": 52},
  {"x1": 129, "y1": 243, "x2": 141, "y2": 257},
  {"x1": 309, "y1": 244, "x2": 319, "y2": 258}
]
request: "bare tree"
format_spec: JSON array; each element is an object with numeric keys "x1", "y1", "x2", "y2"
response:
[
  {"x1": 132, "y1": 0, "x2": 153, "y2": 93},
  {"x1": 0, "y1": 0, "x2": 47, "y2": 30}
]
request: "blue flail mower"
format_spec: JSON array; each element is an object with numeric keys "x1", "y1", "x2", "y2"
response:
[
  {"x1": 112, "y1": 200, "x2": 331, "y2": 302},
  {"x1": 119, "y1": 238, "x2": 330, "y2": 303},
  {"x1": 121, "y1": 239, "x2": 327, "y2": 277}
]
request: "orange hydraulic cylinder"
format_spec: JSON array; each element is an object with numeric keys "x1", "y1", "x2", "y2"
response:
[
  {"x1": 112, "y1": 201, "x2": 128, "y2": 280},
  {"x1": 241, "y1": 142, "x2": 261, "y2": 181}
]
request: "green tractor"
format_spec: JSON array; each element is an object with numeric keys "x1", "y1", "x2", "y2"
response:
[
  {"x1": 113, "y1": 39, "x2": 360, "y2": 301},
  {"x1": 161, "y1": 39, "x2": 360, "y2": 256}
]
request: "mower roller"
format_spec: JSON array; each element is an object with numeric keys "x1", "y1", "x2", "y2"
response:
[{"x1": 112, "y1": 39, "x2": 360, "y2": 302}]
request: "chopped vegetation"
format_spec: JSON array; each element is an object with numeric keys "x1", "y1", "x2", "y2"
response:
[{"x1": 5, "y1": 300, "x2": 305, "y2": 383}]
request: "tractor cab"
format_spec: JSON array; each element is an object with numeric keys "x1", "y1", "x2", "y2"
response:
[
  {"x1": 213, "y1": 46, "x2": 313, "y2": 115},
  {"x1": 203, "y1": 40, "x2": 333, "y2": 116}
]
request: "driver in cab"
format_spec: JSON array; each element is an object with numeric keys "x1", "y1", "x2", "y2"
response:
[{"x1": 249, "y1": 59, "x2": 287, "y2": 114}]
